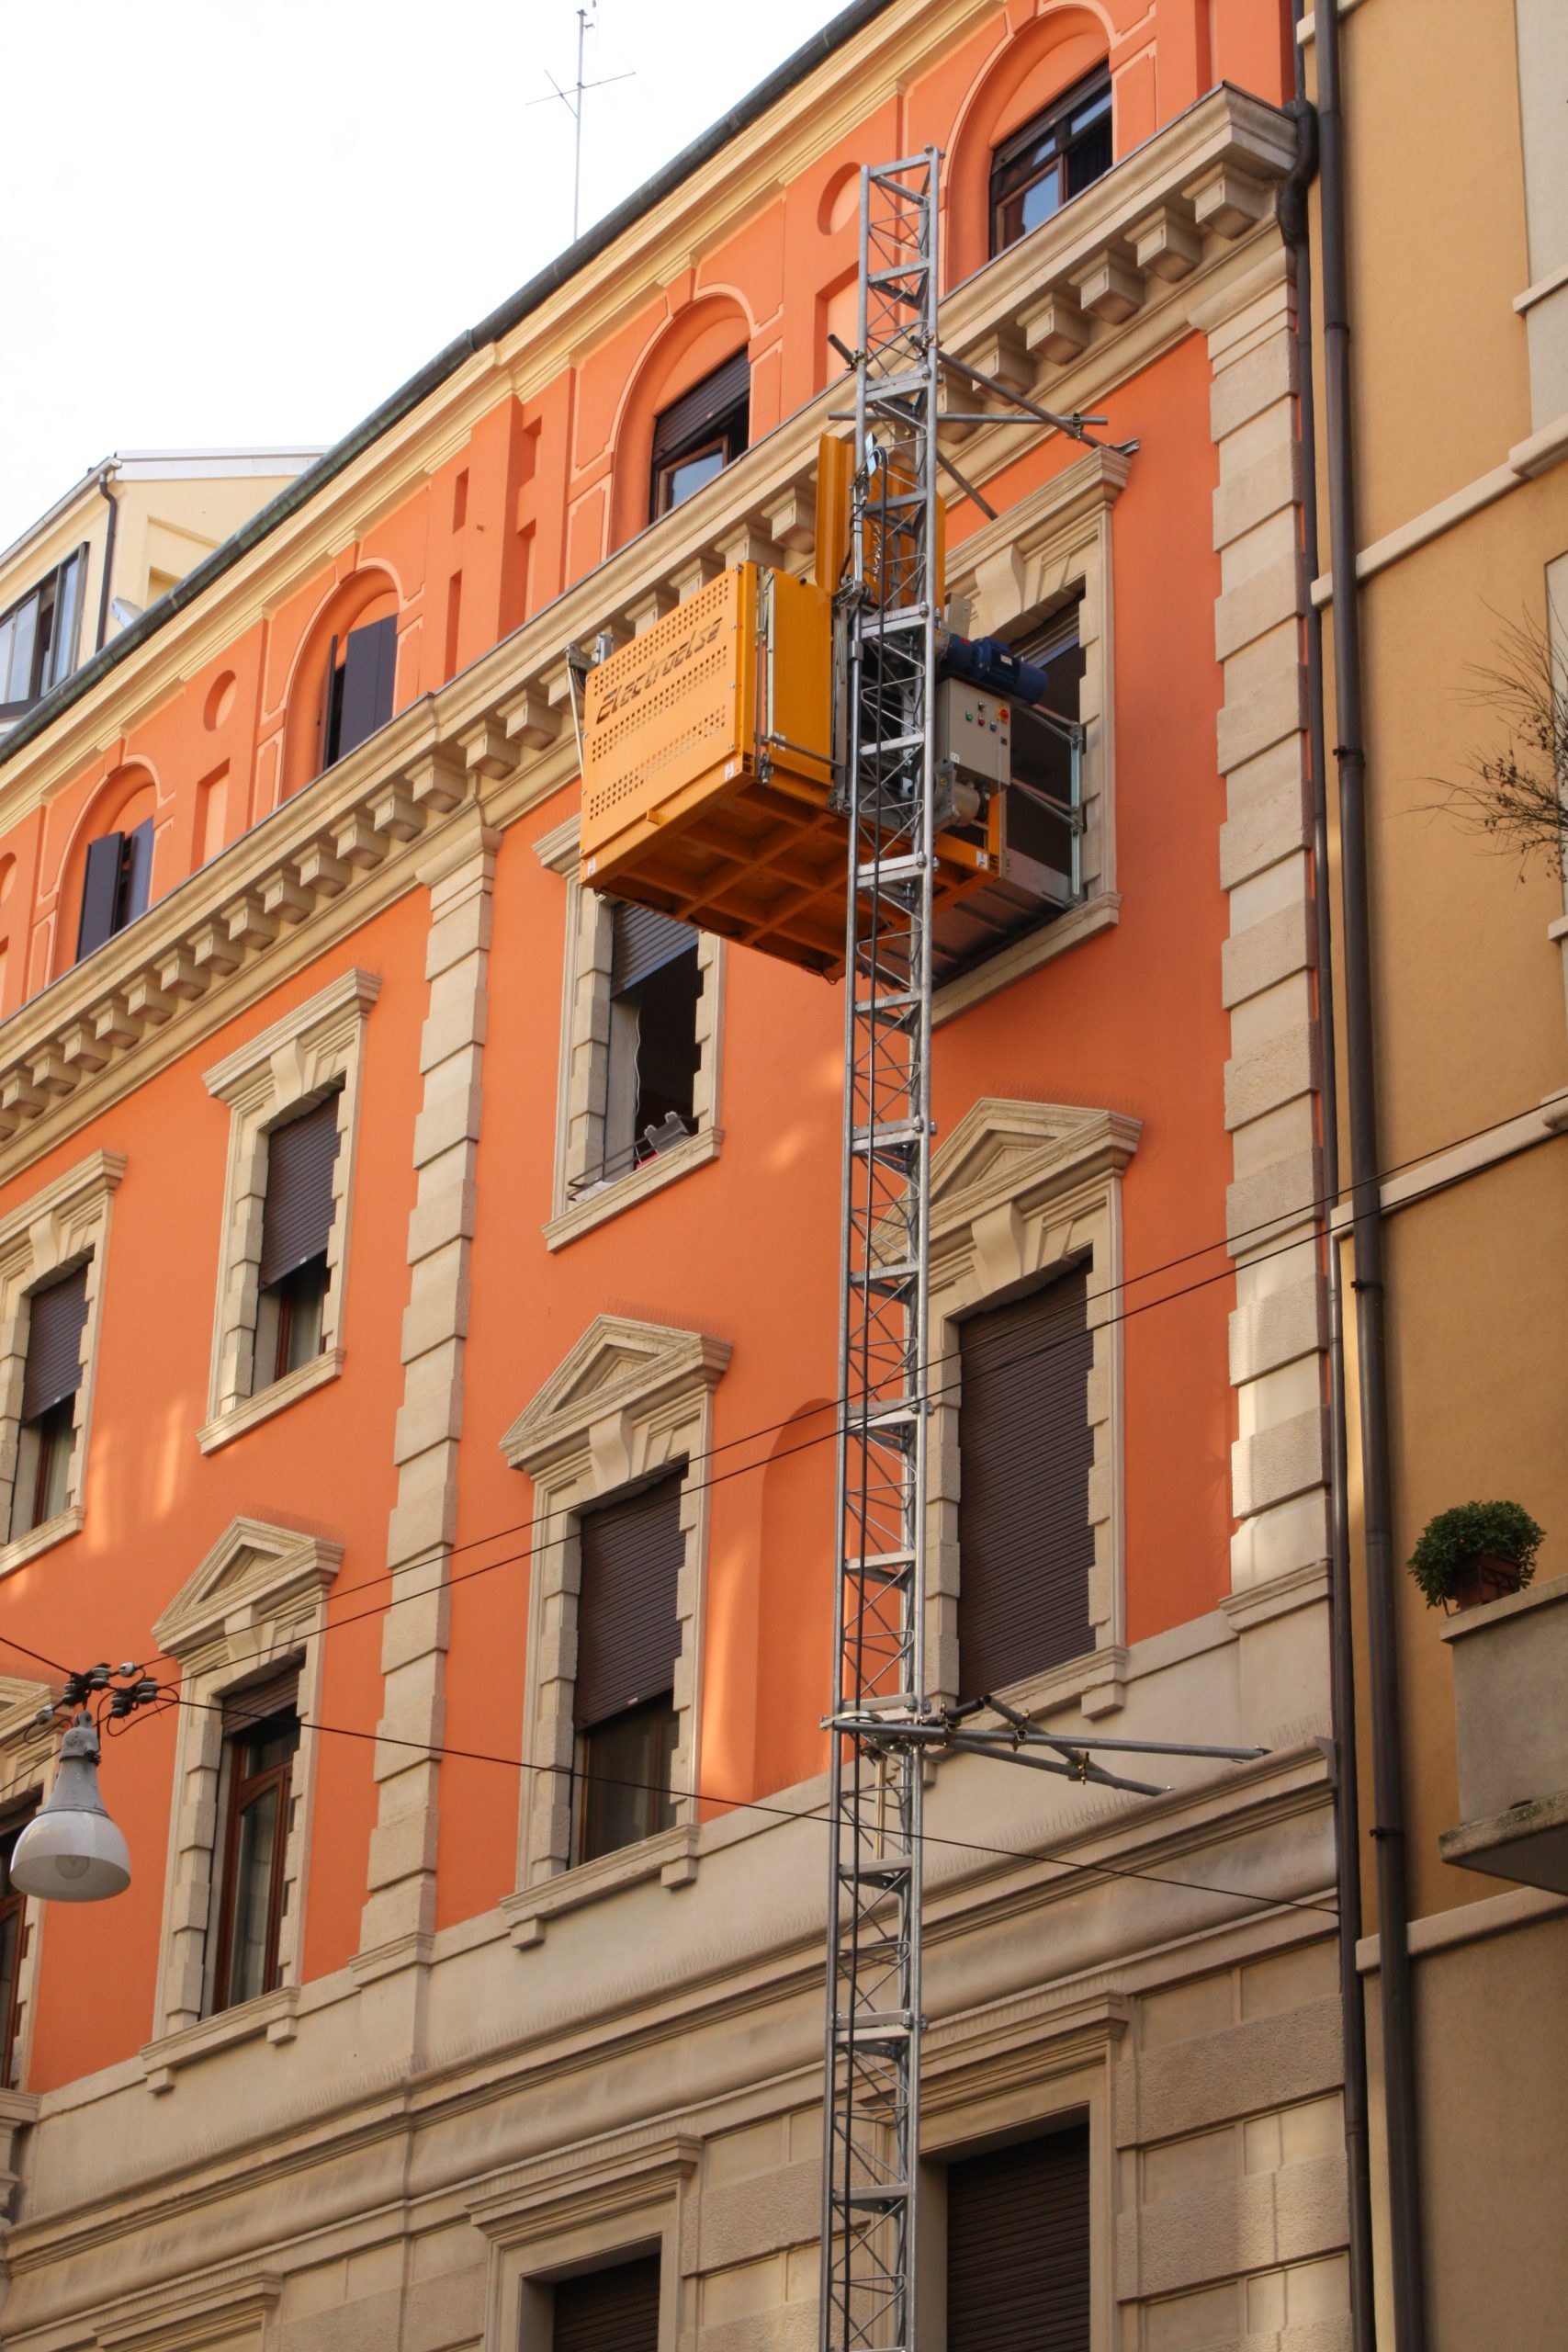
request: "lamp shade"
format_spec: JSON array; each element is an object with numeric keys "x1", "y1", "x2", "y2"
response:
[{"x1": 11, "y1": 1716, "x2": 131, "y2": 1903}]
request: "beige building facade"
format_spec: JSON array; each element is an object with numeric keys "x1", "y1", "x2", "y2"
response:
[{"x1": 1302, "y1": 0, "x2": 1568, "y2": 2344}]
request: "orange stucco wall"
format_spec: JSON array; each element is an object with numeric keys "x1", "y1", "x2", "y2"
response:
[{"x1": 0, "y1": 0, "x2": 1285, "y2": 2086}]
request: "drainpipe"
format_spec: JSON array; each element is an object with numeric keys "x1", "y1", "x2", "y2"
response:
[
  {"x1": 1314, "y1": 3, "x2": 1428, "y2": 2345},
  {"x1": 93, "y1": 464, "x2": 120, "y2": 653},
  {"x1": 1280, "y1": 26, "x2": 1376, "y2": 2349}
]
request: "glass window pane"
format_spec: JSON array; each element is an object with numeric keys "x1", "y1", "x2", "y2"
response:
[
  {"x1": 1017, "y1": 167, "x2": 1064, "y2": 237},
  {"x1": 35, "y1": 1406, "x2": 75, "y2": 1525},
  {"x1": 579, "y1": 1697, "x2": 677, "y2": 1862},
  {"x1": 277, "y1": 1259, "x2": 328, "y2": 1376},
  {"x1": 0, "y1": 1906, "x2": 17, "y2": 2083},
  {"x1": 660, "y1": 445, "x2": 728, "y2": 514},
  {"x1": 7, "y1": 598, "x2": 38, "y2": 704},
  {"x1": 46, "y1": 554, "x2": 84, "y2": 692},
  {"x1": 226, "y1": 1783, "x2": 279, "y2": 2007}
]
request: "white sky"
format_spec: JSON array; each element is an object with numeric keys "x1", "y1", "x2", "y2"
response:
[{"x1": 0, "y1": 0, "x2": 849, "y2": 551}]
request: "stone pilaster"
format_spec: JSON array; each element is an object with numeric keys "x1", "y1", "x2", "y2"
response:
[
  {"x1": 358, "y1": 805, "x2": 498, "y2": 1961},
  {"x1": 1207, "y1": 259, "x2": 1331, "y2": 1600}
]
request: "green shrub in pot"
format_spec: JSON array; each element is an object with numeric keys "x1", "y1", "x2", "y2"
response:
[{"x1": 1407, "y1": 1499, "x2": 1544, "y2": 1611}]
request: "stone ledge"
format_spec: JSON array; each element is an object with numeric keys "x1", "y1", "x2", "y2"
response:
[
  {"x1": 543, "y1": 1125, "x2": 723, "y2": 1250},
  {"x1": 0, "y1": 1503, "x2": 84, "y2": 1582},
  {"x1": 501, "y1": 1824, "x2": 701, "y2": 1949},
  {"x1": 197, "y1": 1348, "x2": 344, "y2": 1455},
  {"x1": 139, "y1": 1984, "x2": 299, "y2": 2094},
  {"x1": 1438, "y1": 1791, "x2": 1568, "y2": 1894}
]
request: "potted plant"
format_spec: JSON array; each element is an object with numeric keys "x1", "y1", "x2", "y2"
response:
[{"x1": 1407, "y1": 1499, "x2": 1544, "y2": 1613}]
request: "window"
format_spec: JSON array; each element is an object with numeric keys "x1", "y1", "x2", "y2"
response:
[
  {"x1": 989, "y1": 69, "x2": 1113, "y2": 255},
  {"x1": 650, "y1": 353, "x2": 750, "y2": 517},
  {"x1": 321, "y1": 614, "x2": 397, "y2": 768},
  {"x1": 75, "y1": 818, "x2": 153, "y2": 962},
  {"x1": 590, "y1": 903, "x2": 702, "y2": 1192},
  {"x1": 956, "y1": 1265, "x2": 1094, "y2": 1700},
  {"x1": 209, "y1": 1670, "x2": 300, "y2": 2016},
  {"x1": 253, "y1": 1095, "x2": 342, "y2": 1390},
  {"x1": 946, "y1": 2125, "x2": 1090, "y2": 2352},
  {"x1": 0, "y1": 548, "x2": 86, "y2": 723},
  {"x1": 573, "y1": 1476, "x2": 683, "y2": 1864},
  {"x1": 553, "y1": 2255, "x2": 660, "y2": 2352},
  {"x1": 10, "y1": 1264, "x2": 88, "y2": 1541},
  {"x1": 0, "y1": 1812, "x2": 32, "y2": 2086}
]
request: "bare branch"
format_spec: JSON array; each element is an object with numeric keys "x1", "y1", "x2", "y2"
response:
[{"x1": 1427, "y1": 604, "x2": 1568, "y2": 878}]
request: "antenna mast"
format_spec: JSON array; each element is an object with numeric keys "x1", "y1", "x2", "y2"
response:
[{"x1": 530, "y1": 2, "x2": 633, "y2": 243}]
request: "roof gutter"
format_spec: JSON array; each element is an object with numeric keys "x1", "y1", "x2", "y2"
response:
[{"x1": 0, "y1": 0, "x2": 899, "y2": 773}]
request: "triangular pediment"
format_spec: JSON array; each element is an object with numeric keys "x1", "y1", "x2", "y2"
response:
[
  {"x1": 502, "y1": 1315, "x2": 730, "y2": 1477},
  {"x1": 931, "y1": 1098, "x2": 1141, "y2": 1231},
  {"x1": 153, "y1": 1515, "x2": 344, "y2": 1661}
]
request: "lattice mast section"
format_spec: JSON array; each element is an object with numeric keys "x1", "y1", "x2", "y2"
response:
[{"x1": 820, "y1": 151, "x2": 942, "y2": 2352}]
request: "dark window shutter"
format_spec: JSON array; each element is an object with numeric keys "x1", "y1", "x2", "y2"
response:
[
  {"x1": 221, "y1": 1664, "x2": 301, "y2": 1738},
  {"x1": 335, "y1": 616, "x2": 397, "y2": 760},
  {"x1": 947, "y1": 2126, "x2": 1090, "y2": 2352},
  {"x1": 22, "y1": 1265, "x2": 89, "y2": 1423},
  {"x1": 574, "y1": 1475, "x2": 684, "y2": 1729},
  {"x1": 956, "y1": 1268, "x2": 1094, "y2": 1701},
  {"x1": 118, "y1": 818, "x2": 153, "y2": 927},
  {"x1": 553, "y1": 2255, "x2": 660, "y2": 2352},
  {"x1": 611, "y1": 901, "x2": 698, "y2": 996},
  {"x1": 650, "y1": 352, "x2": 750, "y2": 465},
  {"x1": 76, "y1": 833, "x2": 124, "y2": 961},
  {"x1": 258, "y1": 1096, "x2": 342, "y2": 1288}
]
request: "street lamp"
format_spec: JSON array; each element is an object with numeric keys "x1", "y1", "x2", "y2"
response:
[{"x1": 11, "y1": 1713, "x2": 131, "y2": 1902}]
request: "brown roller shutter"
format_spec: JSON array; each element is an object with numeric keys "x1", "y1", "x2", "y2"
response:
[
  {"x1": 21, "y1": 1265, "x2": 89, "y2": 1423},
  {"x1": 76, "y1": 833, "x2": 124, "y2": 960},
  {"x1": 259, "y1": 1096, "x2": 342, "y2": 1288},
  {"x1": 574, "y1": 1475, "x2": 683, "y2": 1730},
  {"x1": 956, "y1": 1268, "x2": 1093, "y2": 1702},
  {"x1": 221, "y1": 1663, "x2": 301, "y2": 1737},
  {"x1": 553, "y1": 2254, "x2": 660, "y2": 2352},
  {"x1": 650, "y1": 351, "x2": 750, "y2": 464},
  {"x1": 611, "y1": 901, "x2": 697, "y2": 996},
  {"x1": 947, "y1": 2125, "x2": 1090, "y2": 2352}
]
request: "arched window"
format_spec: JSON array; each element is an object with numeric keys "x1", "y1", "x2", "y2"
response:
[
  {"x1": 989, "y1": 62, "x2": 1112, "y2": 254},
  {"x1": 650, "y1": 351, "x2": 750, "y2": 518},
  {"x1": 73, "y1": 772, "x2": 156, "y2": 965},
  {"x1": 281, "y1": 574, "x2": 400, "y2": 801}
]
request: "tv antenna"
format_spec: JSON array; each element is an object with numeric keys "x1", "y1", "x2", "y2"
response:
[{"x1": 529, "y1": 3, "x2": 633, "y2": 241}]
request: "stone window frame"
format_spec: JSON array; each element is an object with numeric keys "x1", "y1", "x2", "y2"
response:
[
  {"x1": 200, "y1": 967, "x2": 380, "y2": 1453},
  {"x1": 534, "y1": 816, "x2": 726, "y2": 1252},
  {"x1": 468, "y1": 2131, "x2": 697, "y2": 2352},
  {"x1": 926, "y1": 1098, "x2": 1140, "y2": 1720},
  {"x1": 0, "y1": 1148, "x2": 125, "y2": 1577},
  {"x1": 145, "y1": 1514, "x2": 342, "y2": 2073},
  {"x1": 918, "y1": 1992, "x2": 1123, "y2": 2352},
  {"x1": 0, "y1": 1678, "x2": 63, "y2": 2097},
  {"x1": 937, "y1": 446, "x2": 1130, "y2": 1023},
  {"x1": 499, "y1": 1315, "x2": 730, "y2": 1940}
]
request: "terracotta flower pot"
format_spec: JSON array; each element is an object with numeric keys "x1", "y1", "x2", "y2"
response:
[{"x1": 1446, "y1": 1553, "x2": 1525, "y2": 1613}]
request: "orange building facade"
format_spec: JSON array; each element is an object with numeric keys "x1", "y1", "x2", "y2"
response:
[{"x1": 0, "y1": 5, "x2": 1351, "y2": 2347}]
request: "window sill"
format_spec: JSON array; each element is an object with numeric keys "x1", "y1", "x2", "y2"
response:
[
  {"x1": 502, "y1": 1824, "x2": 699, "y2": 1948},
  {"x1": 141, "y1": 1983, "x2": 299, "y2": 2093},
  {"x1": 932, "y1": 892, "x2": 1120, "y2": 1026},
  {"x1": 197, "y1": 1347, "x2": 344, "y2": 1455},
  {"x1": 942, "y1": 1644, "x2": 1129, "y2": 1732},
  {"x1": 544, "y1": 1126, "x2": 722, "y2": 1251},
  {"x1": 0, "y1": 1503, "x2": 84, "y2": 1580}
]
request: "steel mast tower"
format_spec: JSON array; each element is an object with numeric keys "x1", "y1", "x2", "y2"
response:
[{"x1": 820, "y1": 149, "x2": 943, "y2": 2352}]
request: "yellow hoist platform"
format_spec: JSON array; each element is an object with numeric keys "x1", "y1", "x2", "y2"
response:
[{"x1": 579, "y1": 558, "x2": 1007, "y2": 978}]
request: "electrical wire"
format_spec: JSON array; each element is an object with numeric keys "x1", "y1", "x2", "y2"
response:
[
  {"x1": 158, "y1": 1680, "x2": 1339, "y2": 1922},
  {"x1": 224, "y1": 1082, "x2": 1565, "y2": 1631}
]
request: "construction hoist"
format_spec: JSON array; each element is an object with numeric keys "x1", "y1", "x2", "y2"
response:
[{"x1": 818, "y1": 149, "x2": 1256, "y2": 2352}]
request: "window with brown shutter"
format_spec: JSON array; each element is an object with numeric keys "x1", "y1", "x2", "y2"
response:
[
  {"x1": 650, "y1": 352, "x2": 750, "y2": 517},
  {"x1": 956, "y1": 1267, "x2": 1094, "y2": 1701},
  {"x1": 574, "y1": 1474, "x2": 683, "y2": 1863},
  {"x1": 254, "y1": 1094, "x2": 341, "y2": 1390},
  {"x1": 11, "y1": 1263, "x2": 90, "y2": 1538},
  {"x1": 0, "y1": 1810, "x2": 34, "y2": 2088},
  {"x1": 946, "y1": 2124, "x2": 1090, "y2": 2352},
  {"x1": 553, "y1": 2253, "x2": 660, "y2": 2352},
  {"x1": 209, "y1": 1671, "x2": 301, "y2": 2017},
  {"x1": 581, "y1": 901, "x2": 701, "y2": 1194}
]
